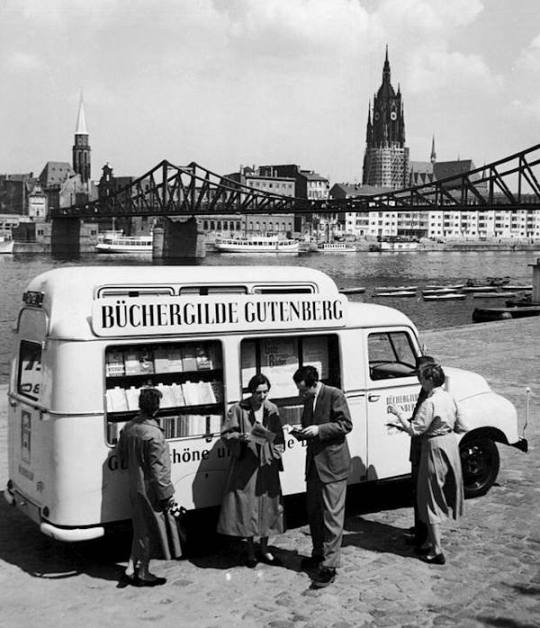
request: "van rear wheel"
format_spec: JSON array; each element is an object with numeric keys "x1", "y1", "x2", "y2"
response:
[{"x1": 460, "y1": 436, "x2": 500, "y2": 499}]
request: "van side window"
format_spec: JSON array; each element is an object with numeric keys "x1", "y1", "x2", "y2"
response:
[
  {"x1": 18, "y1": 340, "x2": 42, "y2": 400},
  {"x1": 240, "y1": 334, "x2": 340, "y2": 425},
  {"x1": 104, "y1": 341, "x2": 224, "y2": 444},
  {"x1": 368, "y1": 332, "x2": 416, "y2": 380}
]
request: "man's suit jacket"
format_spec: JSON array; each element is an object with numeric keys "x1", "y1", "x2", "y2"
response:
[{"x1": 301, "y1": 383, "x2": 352, "y2": 484}]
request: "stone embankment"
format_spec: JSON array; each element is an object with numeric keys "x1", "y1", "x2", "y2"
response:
[{"x1": 0, "y1": 318, "x2": 538, "y2": 627}]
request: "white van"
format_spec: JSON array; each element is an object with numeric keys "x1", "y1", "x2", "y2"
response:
[{"x1": 5, "y1": 266, "x2": 527, "y2": 542}]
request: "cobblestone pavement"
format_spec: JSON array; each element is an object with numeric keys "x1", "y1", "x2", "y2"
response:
[{"x1": 0, "y1": 318, "x2": 539, "y2": 628}]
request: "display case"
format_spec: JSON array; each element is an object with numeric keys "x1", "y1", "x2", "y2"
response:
[
  {"x1": 104, "y1": 340, "x2": 224, "y2": 444},
  {"x1": 240, "y1": 334, "x2": 340, "y2": 425}
]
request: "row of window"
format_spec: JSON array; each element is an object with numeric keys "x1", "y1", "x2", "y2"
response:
[{"x1": 18, "y1": 330, "x2": 418, "y2": 443}]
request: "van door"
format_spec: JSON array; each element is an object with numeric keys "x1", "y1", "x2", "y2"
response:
[
  {"x1": 9, "y1": 309, "x2": 48, "y2": 521},
  {"x1": 365, "y1": 328, "x2": 420, "y2": 481}
]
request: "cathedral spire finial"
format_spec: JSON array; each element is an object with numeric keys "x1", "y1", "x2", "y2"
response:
[
  {"x1": 75, "y1": 91, "x2": 88, "y2": 135},
  {"x1": 383, "y1": 44, "x2": 391, "y2": 82},
  {"x1": 431, "y1": 135, "x2": 437, "y2": 164}
]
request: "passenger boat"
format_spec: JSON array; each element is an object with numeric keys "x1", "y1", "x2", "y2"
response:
[
  {"x1": 379, "y1": 237, "x2": 419, "y2": 251},
  {"x1": 318, "y1": 242, "x2": 356, "y2": 253},
  {"x1": 214, "y1": 236, "x2": 299, "y2": 254},
  {"x1": 0, "y1": 235, "x2": 14, "y2": 254},
  {"x1": 95, "y1": 233, "x2": 153, "y2": 254},
  {"x1": 339, "y1": 286, "x2": 366, "y2": 294},
  {"x1": 423, "y1": 293, "x2": 466, "y2": 301}
]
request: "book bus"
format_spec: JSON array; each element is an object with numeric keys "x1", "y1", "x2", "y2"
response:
[{"x1": 5, "y1": 266, "x2": 527, "y2": 541}]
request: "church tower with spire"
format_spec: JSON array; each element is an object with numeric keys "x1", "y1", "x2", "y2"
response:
[
  {"x1": 362, "y1": 47, "x2": 408, "y2": 188},
  {"x1": 72, "y1": 95, "x2": 91, "y2": 184}
]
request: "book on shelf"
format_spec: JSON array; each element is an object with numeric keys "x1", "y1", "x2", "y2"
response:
[
  {"x1": 171, "y1": 383, "x2": 185, "y2": 406},
  {"x1": 124, "y1": 348, "x2": 155, "y2": 375},
  {"x1": 125, "y1": 386, "x2": 141, "y2": 411},
  {"x1": 210, "y1": 380, "x2": 224, "y2": 403},
  {"x1": 208, "y1": 414, "x2": 222, "y2": 434},
  {"x1": 156, "y1": 383, "x2": 176, "y2": 408},
  {"x1": 195, "y1": 344, "x2": 213, "y2": 370},
  {"x1": 199, "y1": 381, "x2": 217, "y2": 405},
  {"x1": 161, "y1": 416, "x2": 177, "y2": 439},
  {"x1": 182, "y1": 346, "x2": 198, "y2": 371},
  {"x1": 106, "y1": 350, "x2": 125, "y2": 377},
  {"x1": 106, "y1": 386, "x2": 128, "y2": 412}
]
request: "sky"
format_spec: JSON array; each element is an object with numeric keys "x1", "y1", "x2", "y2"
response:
[{"x1": 1, "y1": 0, "x2": 539, "y2": 185}]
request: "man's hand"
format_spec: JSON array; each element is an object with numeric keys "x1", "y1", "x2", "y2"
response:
[{"x1": 301, "y1": 425, "x2": 319, "y2": 439}]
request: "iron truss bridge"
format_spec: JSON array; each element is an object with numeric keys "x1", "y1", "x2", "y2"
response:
[{"x1": 52, "y1": 144, "x2": 540, "y2": 219}]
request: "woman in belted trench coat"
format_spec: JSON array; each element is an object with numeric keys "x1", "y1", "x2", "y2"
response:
[{"x1": 217, "y1": 374, "x2": 285, "y2": 568}]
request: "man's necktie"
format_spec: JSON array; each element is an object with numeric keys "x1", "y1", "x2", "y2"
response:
[{"x1": 304, "y1": 397, "x2": 314, "y2": 425}]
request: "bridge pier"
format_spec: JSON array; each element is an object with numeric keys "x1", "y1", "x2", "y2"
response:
[
  {"x1": 153, "y1": 217, "x2": 205, "y2": 259},
  {"x1": 51, "y1": 217, "x2": 81, "y2": 258}
]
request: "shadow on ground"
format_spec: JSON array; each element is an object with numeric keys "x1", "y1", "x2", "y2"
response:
[{"x1": 0, "y1": 478, "x2": 415, "y2": 581}]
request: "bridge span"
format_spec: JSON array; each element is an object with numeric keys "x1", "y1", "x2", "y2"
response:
[{"x1": 49, "y1": 143, "x2": 540, "y2": 257}]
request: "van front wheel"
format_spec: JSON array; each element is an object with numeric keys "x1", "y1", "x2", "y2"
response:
[{"x1": 460, "y1": 436, "x2": 500, "y2": 499}]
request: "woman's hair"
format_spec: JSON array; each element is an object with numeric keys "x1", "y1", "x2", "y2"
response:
[
  {"x1": 293, "y1": 365, "x2": 319, "y2": 387},
  {"x1": 139, "y1": 387, "x2": 163, "y2": 415},
  {"x1": 248, "y1": 373, "x2": 271, "y2": 393},
  {"x1": 421, "y1": 363, "x2": 445, "y2": 387}
]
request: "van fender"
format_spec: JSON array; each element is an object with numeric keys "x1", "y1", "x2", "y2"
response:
[{"x1": 457, "y1": 391, "x2": 520, "y2": 446}]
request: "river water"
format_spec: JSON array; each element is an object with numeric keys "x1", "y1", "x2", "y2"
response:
[{"x1": 0, "y1": 249, "x2": 538, "y2": 380}]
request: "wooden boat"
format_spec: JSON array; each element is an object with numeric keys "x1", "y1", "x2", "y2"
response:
[
  {"x1": 214, "y1": 236, "x2": 299, "y2": 254},
  {"x1": 473, "y1": 305, "x2": 540, "y2": 323},
  {"x1": 424, "y1": 284, "x2": 465, "y2": 290},
  {"x1": 318, "y1": 242, "x2": 356, "y2": 253},
  {"x1": 462, "y1": 285, "x2": 498, "y2": 293},
  {"x1": 423, "y1": 293, "x2": 466, "y2": 301},
  {"x1": 376, "y1": 285, "x2": 417, "y2": 292},
  {"x1": 339, "y1": 287, "x2": 366, "y2": 294},
  {"x1": 504, "y1": 284, "x2": 532, "y2": 291},
  {"x1": 374, "y1": 290, "x2": 417, "y2": 297},
  {"x1": 422, "y1": 288, "x2": 458, "y2": 296},
  {"x1": 472, "y1": 292, "x2": 517, "y2": 299}
]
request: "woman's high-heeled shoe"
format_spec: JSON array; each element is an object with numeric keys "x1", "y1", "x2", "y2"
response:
[
  {"x1": 259, "y1": 552, "x2": 283, "y2": 566},
  {"x1": 134, "y1": 574, "x2": 167, "y2": 586},
  {"x1": 414, "y1": 544, "x2": 432, "y2": 556},
  {"x1": 421, "y1": 553, "x2": 446, "y2": 565}
]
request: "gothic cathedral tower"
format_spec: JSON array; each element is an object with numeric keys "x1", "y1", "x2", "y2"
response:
[
  {"x1": 72, "y1": 95, "x2": 91, "y2": 184},
  {"x1": 362, "y1": 47, "x2": 408, "y2": 188}
]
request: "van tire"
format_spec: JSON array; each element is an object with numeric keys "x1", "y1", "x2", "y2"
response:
[{"x1": 460, "y1": 436, "x2": 500, "y2": 499}]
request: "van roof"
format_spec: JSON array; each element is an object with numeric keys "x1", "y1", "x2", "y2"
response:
[
  {"x1": 24, "y1": 265, "x2": 338, "y2": 296},
  {"x1": 21, "y1": 266, "x2": 417, "y2": 339}
]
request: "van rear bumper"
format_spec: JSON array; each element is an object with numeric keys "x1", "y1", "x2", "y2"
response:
[
  {"x1": 40, "y1": 521, "x2": 105, "y2": 542},
  {"x1": 5, "y1": 482, "x2": 105, "y2": 542}
]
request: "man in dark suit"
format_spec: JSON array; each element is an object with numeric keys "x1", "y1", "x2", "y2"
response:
[
  {"x1": 293, "y1": 365, "x2": 352, "y2": 589},
  {"x1": 407, "y1": 355, "x2": 437, "y2": 548}
]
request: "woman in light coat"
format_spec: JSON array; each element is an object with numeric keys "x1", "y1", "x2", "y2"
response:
[
  {"x1": 118, "y1": 387, "x2": 182, "y2": 586},
  {"x1": 388, "y1": 363, "x2": 467, "y2": 565},
  {"x1": 217, "y1": 374, "x2": 285, "y2": 568}
]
